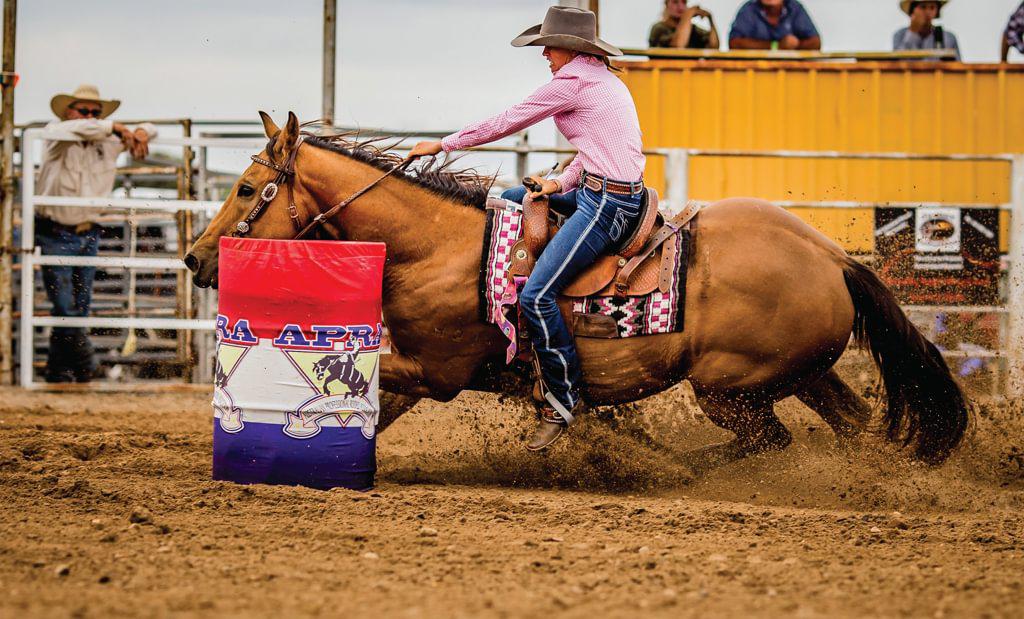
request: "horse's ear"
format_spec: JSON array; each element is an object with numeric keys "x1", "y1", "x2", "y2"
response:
[
  {"x1": 271, "y1": 111, "x2": 300, "y2": 160},
  {"x1": 259, "y1": 111, "x2": 279, "y2": 139}
]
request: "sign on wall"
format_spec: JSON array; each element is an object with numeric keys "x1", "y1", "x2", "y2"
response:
[{"x1": 874, "y1": 207, "x2": 1000, "y2": 305}]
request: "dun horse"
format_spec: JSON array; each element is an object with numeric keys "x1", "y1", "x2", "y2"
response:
[{"x1": 186, "y1": 112, "x2": 969, "y2": 467}]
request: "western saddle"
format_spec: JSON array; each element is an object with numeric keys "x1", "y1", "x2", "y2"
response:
[{"x1": 498, "y1": 188, "x2": 701, "y2": 299}]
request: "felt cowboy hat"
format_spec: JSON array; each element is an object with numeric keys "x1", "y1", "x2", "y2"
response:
[
  {"x1": 50, "y1": 84, "x2": 120, "y2": 119},
  {"x1": 511, "y1": 6, "x2": 622, "y2": 57},
  {"x1": 900, "y1": 0, "x2": 950, "y2": 16}
]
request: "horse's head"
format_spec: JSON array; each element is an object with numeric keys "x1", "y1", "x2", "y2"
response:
[{"x1": 184, "y1": 111, "x2": 308, "y2": 288}]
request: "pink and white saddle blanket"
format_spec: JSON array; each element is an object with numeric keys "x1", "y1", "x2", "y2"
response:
[{"x1": 479, "y1": 199, "x2": 691, "y2": 364}]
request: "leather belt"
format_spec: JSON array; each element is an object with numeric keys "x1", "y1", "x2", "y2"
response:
[{"x1": 581, "y1": 172, "x2": 644, "y2": 196}]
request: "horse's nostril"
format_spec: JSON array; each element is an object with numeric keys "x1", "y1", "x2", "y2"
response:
[{"x1": 183, "y1": 253, "x2": 200, "y2": 273}]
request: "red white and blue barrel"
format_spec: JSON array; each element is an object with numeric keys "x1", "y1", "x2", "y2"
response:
[{"x1": 212, "y1": 238, "x2": 386, "y2": 490}]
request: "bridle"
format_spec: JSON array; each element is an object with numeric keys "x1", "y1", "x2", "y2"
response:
[
  {"x1": 234, "y1": 136, "x2": 304, "y2": 237},
  {"x1": 236, "y1": 134, "x2": 415, "y2": 240}
]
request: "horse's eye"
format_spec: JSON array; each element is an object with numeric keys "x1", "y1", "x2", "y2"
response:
[{"x1": 237, "y1": 184, "x2": 255, "y2": 198}]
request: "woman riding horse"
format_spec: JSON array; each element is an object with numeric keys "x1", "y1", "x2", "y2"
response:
[{"x1": 410, "y1": 6, "x2": 646, "y2": 450}]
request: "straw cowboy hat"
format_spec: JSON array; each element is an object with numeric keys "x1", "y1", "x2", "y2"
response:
[
  {"x1": 900, "y1": 0, "x2": 950, "y2": 16},
  {"x1": 511, "y1": 6, "x2": 622, "y2": 57},
  {"x1": 50, "y1": 84, "x2": 120, "y2": 119}
]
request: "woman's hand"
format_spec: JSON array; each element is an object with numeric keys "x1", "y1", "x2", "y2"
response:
[
  {"x1": 409, "y1": 140, "x2": 443, "y2": 159},
  {"x1": 526, "y1": 176, "x2": 561, "y2": 200}
]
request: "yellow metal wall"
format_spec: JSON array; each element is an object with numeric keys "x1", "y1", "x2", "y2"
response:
[{"x1": 618, "y1": 61, "x2": 1024, "y2": 253}]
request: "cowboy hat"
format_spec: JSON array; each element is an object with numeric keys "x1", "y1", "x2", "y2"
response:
[
  {"x1": 50, "y1": 84, "x2": 120, "y2": 119},
  {"x1": 511, "y1": 6, "x2": 621, "y2": 57},
  {"x1": 900, "y1": 0, "x2": 950, "y2": 17}
]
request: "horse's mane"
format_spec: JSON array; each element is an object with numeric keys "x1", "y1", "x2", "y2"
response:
[{"x1": 300, "y1": 130, "x2": 495, "y2": 210}]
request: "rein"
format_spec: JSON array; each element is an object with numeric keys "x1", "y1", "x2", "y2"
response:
[
  {"x1": 293, "y1": 154, "x2": 414, "y2": 240},
  {"x1": 239, "y1": 135, "x2": 415, "y2": 240}
]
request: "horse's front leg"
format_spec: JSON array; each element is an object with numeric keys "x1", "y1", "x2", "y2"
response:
[
  {"x1": 379, "y1": 352, "x2": 431, "y2": 396},
  {"x1": 374, "y1": 353, "x2": 429, "y2": 434}
]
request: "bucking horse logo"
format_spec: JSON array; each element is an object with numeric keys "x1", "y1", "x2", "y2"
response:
[
  {"x1": 312, "y1": 350, "x2": 369, "y2": 397},
  {"x1": 282, "y1": 345, "x2": 378, "y2": 440},
  {"x1": 214, "y1": 359, "x2": 229, "y2": 389},
  {"x1": 213, "y1": 345, "x2": 249, "y2": 434}
]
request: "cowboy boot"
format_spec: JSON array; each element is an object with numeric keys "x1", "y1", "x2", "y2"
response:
[
  {"x1": 44, "y1": 330, "x2": 76, "y2": 383},
  {"x1": 68, "y1": 329, "x2": 97, "y2": 383},
  {"x1": 526, "y1": 400, "x2": 583, "y2": 451}
]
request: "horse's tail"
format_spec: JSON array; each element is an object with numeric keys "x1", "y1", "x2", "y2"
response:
[{"x1": 841, "y1": 258, "x2": 969, "y2": 464}]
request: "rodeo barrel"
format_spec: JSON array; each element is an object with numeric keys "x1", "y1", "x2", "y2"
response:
[{"x1": 212, "y1": 238, "x2": 386, "y2": 490}]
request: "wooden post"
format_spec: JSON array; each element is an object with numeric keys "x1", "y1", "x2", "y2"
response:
[
  {"x1": 0, "y1": 0, "x2": 17, "y2": 385},
  {"x1": 664, "y1": 149, "x2": 689, "y2": 215},
  {"x1": 322, "y1": 0, "x2": 336, "y2": 126},
  {"x1": 177, "y1": 119, "x2": 194, "y2": 379}
]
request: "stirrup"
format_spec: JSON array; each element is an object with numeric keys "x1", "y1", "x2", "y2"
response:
[
  {"x1": 542, "y1": 391, "x2": 576, "y2": 425},
  {"x1": 527, "y1": 402, "x2": 575, "y2": 451},
  {"x1": 530, "y1": 354, "x2": 576, "y2": 425}
]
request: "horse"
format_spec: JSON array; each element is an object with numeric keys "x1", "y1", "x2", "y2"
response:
[{"x1": 185, "y1": 112, "x2": 969, "y2": 468}]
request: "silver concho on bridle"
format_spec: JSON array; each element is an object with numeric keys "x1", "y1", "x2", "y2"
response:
[
  {"x1": 260, "y1": 182, "x2": 279, "y2": 202},
  {"x1": 235, "y1": 181, "x2": 281, "y2": 235}
]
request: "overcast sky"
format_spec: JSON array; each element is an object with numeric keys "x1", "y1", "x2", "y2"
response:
[{"x1": 6, "y1": 0, "x2": 1024, "y2": 174}]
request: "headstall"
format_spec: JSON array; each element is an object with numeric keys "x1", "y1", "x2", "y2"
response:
[
  {"x1": 240, "y1": 133, "x2": 415, "y2": 240},
  {"x1": 234, "y1": 136, "x2": 305, "y2": 238}
]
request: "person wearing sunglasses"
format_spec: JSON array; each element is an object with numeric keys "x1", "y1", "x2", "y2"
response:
[{"x1": 35, "y1": 84, "x2": 157, "y2": 383}]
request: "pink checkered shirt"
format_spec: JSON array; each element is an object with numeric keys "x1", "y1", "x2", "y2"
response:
[{"x1": 441, "y1": 55, "x2": 645, "y2": 192}]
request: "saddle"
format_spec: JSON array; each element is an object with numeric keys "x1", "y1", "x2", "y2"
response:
[{"x1": 499, "y1": 188, "x2": 700, "y2": 298}]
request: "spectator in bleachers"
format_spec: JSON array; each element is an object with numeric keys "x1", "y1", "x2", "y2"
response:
[
  {"x1": 893, "y1": 1, "x2": 961, "y2": 61},
  {"x1": 648, "y1": 0, "x2": 720, "y2": 50},
  {"x1": 36, "y1": 84, "x2": 156, "y2": 382},
  {"x1": 1002, "y1": 2, "x2": 1024, "y2": 62},
  {"x1": 728, "y1": 0, "x2": 821, "y2": 51}
]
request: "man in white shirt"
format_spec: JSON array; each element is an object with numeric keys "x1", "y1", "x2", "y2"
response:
[{"x1": 36, "y1": 84, "x2": 157, "y2": 382}]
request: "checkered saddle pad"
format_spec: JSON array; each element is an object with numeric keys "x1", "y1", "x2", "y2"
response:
[{"x1": 479, "y1": 199, "x2": 691, "y2": 364}]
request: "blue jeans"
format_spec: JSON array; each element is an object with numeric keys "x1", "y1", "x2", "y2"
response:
[
  {"x1": 501, "y1": 185, "x2": 580, "y2": 216},
  {"x1": 36, "y1": 221, "x2": 100, "y2": 379},
  {"x1": 37, "y1": 223, "x2": 100, "y2": 320},
  {"x1": 502, "y1": 183, "x2": 643, "y2": 420}
]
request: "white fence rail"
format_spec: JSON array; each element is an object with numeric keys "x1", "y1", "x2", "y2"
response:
[
  {"x1": 18, "y1": 130, "x2": 265, "y2": 388},
  {"x1": 658, "y1": 149, "x2": 1024, "y2": 398},
  {"x1": 18, "y1": 130, "x2": 1024, "y2": 397}
]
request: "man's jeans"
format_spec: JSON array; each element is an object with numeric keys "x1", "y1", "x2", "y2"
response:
[
  {"x1": 36, "y1": 221, "x2": 100, "y2": 380},
  {"x1": 500, "y1": 184, "x2": 643, "y2": 419}
]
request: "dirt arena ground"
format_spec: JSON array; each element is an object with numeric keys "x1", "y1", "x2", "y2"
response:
[{"x1": 1, "y1": 371, "x2": 1023, "y2": 618}]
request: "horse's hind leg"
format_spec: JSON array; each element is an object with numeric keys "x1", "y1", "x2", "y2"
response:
[
  {"x1": 681, "y1": 388, "x2": 792, "y2": 474},
  {"x1": 794, "y1": 368, "x2": 871, "y2": 441}
]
